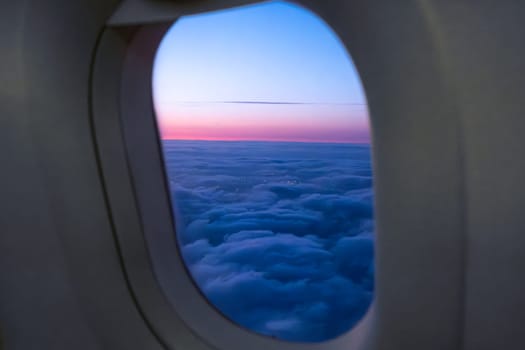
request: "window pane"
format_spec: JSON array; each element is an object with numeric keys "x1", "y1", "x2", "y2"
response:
[{"x1": 152, "y1": 1, "x2": 374, "y2": 343}]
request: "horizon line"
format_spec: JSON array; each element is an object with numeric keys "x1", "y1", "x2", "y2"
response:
[{"x1": 161, "y1": 137, "x2": 371, "y2": 145}]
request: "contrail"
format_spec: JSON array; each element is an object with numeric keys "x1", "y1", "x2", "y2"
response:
[{"x1": 171, "y1": 100, "x2": 366, "y2": 106}]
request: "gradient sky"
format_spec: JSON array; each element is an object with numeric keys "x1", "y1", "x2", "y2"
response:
[{"x1": 152, "y1": 1, "x2": 370, "y2": 143}]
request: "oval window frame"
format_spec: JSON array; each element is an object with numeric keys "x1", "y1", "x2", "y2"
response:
[
  {"x1": 91, "y1": 1, "x2": 466, "y2": 350},
  {"x1": 151, "y1": 3, "x2": 376, "y2": 343}
]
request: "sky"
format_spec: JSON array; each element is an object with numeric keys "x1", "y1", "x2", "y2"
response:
[{"x1": 152, "y1": 1, "x2": 370, "y2": 143}]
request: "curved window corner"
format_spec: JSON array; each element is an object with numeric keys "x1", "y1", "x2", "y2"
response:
[{"x1": 151, "y1": 0, "x2": 374, "y2": 343}]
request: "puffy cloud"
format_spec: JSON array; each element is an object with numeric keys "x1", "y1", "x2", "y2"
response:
[{"x1": 163, "y1": 140, "x2": 375, "y2": 342}]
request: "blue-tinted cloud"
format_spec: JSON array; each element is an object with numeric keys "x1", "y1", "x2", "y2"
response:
[{"x1": 163, "y1": 140, "x2": 374, "y2": 342}]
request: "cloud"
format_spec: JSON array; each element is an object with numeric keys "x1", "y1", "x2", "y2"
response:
[{"x1": 163, "y1": 140, "x2": 374, "y2": 342}]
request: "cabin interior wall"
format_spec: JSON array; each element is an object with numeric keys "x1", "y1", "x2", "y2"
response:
[{"x1": 0, "y1": 1, "x2": 164, "y2": 349}]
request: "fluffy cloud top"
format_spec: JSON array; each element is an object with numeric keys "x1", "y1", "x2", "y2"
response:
[{"x1": 163, "y1": 140, "x2": 374, "y2": 342}]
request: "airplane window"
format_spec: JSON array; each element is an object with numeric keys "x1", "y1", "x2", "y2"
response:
[{"x1": 152, "y1": 1, "x2": 374, "y2": 343}]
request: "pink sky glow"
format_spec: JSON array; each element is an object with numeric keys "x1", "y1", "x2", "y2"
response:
[{"x1": 156, "y1": 104, "x2": 370, "y2": 144}]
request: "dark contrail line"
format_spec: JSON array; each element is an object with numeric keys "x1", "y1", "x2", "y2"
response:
[{"x1": 171, "y1": 100, "x2": 366, "y2": 106}]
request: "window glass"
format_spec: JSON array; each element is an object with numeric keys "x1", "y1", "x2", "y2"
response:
[{"x1": 152, "y1": 1, "x2": 374, "y2": 342}]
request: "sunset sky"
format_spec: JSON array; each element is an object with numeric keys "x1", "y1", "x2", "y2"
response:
[{"x1": 152, "y1": 1, "x2": 370, "y2": 143}]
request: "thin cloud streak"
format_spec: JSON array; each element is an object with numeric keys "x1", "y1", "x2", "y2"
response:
[{"x1": 167, "y1": 100, "x2": 367, "y2": 106}]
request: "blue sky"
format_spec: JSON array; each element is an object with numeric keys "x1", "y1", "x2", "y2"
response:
[{"x1": 152, "y1": 1, "x2": 370, "y2": 143}]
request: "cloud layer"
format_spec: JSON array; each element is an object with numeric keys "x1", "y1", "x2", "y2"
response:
[{"x1": 163, "y1": 140, "x2": 374, "y2": 342}]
